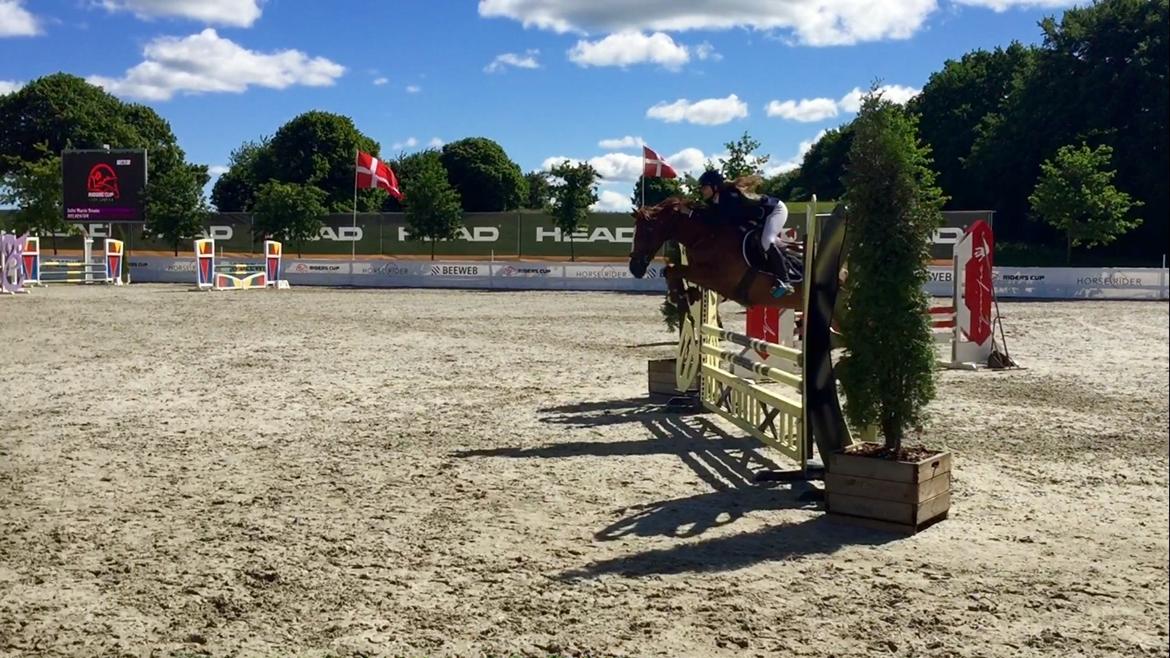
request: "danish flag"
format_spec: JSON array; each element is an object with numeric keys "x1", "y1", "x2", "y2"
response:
[
  {"x1": 642, "y1": 145, "x2": 678, "y2": 179},
  {"x1": 356, "y1": 150, "x2": 403, "y2": 200}
]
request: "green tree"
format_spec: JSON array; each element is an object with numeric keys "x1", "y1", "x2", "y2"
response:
[
  {"x1": 210, "y1": 138, "x2": 269, "y2": 211},
  {"x1": 837, "y1": 90, "x2": 945, "y2": 452},
  {"x1": 909, "y1": 44, "x2": 1035, "y2": 211},
  {"x1": 252, "y1": 182, "x2": 327, "y2": 256},
  {"x1": 524, "y1": 170, "x2": 551, "y2": 209},
  {"x1": 1028, "y1": 143, "x2": 1142, "y2": 263},
  {"x1": 631, "y1": 176, "x2": 683, "y2": 207},
  {"x1": 145, "y1": 148, "x2": 213, "y2": 255},
  {"x1": 720, "y1": 131, "x2": 769, "y2": 180},
  {"x1": 0, "y1": 73, "x2": 207, "y2": 233},
  {"x1": 0, "y1": 74, "x2": 141, "y2": 176},
  {"x1": 381, "y1": 149, "x2": 437, "y2": 211},
  {"x1": 440, "y1": 137, "x2": 527, "y2": 211},
  {"x1": 262, "y1": 111, "x2": 384, "y2": 212},
  {"x1": 786, "y1": 125, "x2": 854, "y2": 201},
  {"x1": 759, "y1": 169, "x2": 800, "y2": 200},
  {"x1": 546, "y1": 161, "x2": 599, "y2": 261},
  {"x1": 212, "y1": 112, "x2": 383, "y2": 213},
  {"x1": 0, "y1": 142, "x2": 74, "y2": 252},
  {"x1": 402, "y1": 152, "x2": 464, "y2": 260},
  {"x1": 966, "y1": 0, "x2": 1168, "y2": 257}
]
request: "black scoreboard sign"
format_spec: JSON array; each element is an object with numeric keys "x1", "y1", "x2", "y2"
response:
[{"x1": 62, "y1": 149, "x2": 148, "y2": 222}]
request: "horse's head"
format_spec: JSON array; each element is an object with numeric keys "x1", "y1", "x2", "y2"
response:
[{"x1": 629, "y1": 197, "x2": 691, "y2": 278}]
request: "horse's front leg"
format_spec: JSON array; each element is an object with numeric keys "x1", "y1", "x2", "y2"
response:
[{"x1": 664, "y1": 263, "x2": 699, "y2": 306}]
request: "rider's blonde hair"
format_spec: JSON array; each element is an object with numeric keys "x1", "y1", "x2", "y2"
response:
[{"x1": 723, "y1": 174, "x2": 764, "y2": 199}]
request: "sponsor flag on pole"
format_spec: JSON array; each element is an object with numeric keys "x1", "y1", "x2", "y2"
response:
[
  {"x1": 356, "y1": 151, "x2": 403, "y2": 200},
  {"x1": 642, "y1": 146, "x2": 678, "y2": 179}
]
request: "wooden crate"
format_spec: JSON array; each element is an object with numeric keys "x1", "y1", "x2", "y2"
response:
[
  {"x1": 647, "y1": 358, "x2": 696, "y2": 397},
  {"x1": 825, "y1": 443, "x2": 952, "y2": 534}
]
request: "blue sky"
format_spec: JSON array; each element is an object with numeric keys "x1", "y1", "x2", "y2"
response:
[{"x1": 2, "y1": 0, "x2": 1078, "y2": 210}]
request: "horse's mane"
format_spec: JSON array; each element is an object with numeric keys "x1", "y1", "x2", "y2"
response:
[{"x1": 638, "y1": 196, "x2": 692, "y2": 220}]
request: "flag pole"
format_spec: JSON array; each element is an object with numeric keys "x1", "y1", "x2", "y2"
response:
[
  {"x1": 351, "y1": 148, "x2": 358, "y2": 262},
  {"x1": 640, "y1": 148, "x2": 645, "y2": 209}
]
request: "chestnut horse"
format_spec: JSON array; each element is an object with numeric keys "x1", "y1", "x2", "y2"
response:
[{"x1": 628, "y1": 197, "x2": 806, "y2": 311}]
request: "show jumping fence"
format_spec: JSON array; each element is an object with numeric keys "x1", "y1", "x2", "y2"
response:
[{"x1": 195, "y1": 238, "x2": 286, "y2": 291}]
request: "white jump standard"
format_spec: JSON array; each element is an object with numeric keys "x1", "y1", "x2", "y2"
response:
[
  {"x1": 21, "y1": 237, "x2": 124, "y2": 285},
  {"x1": 195, "y1": 238, "x2": 286, "y2": 290}
]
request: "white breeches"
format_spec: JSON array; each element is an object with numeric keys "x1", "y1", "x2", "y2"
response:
[{"x1": 760, "y1": 201, "x2": 789, "y2": 251}]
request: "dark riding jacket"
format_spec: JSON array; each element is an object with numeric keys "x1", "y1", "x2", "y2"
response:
[{"x1": 698, "y1": 187, "x2": 782, "y2": 228}]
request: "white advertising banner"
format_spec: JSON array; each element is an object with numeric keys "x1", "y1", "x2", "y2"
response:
[
  {"x1": 992, "y1": 267, "x2": 1169, "y2": 300},
  {"x1": 127, "y1": 256, "x2": 1167, "y2": 300}
]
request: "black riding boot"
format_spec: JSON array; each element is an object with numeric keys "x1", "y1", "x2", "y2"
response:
[{"x1": 764, "y1": 245, "x2": 794, "y2": 298}]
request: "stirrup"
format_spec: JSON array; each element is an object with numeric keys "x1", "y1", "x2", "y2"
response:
[{"x1": 770, "y1": 280, "x2": 794, "y2": 298}]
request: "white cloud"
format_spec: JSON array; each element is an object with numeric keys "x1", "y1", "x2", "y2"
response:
[
  {"x1": 478, "y1": 0, "x2": 937, "y2": 47},
  {"x1": 542, "y1": 146, "x2": 708, "y2": 184},
  {"x1": 208, "y1": 164, "x2": 230, "y2": 176},
  {"x1": 405, "y1": 84, "x2": 421, "y2": 93},
  {"x1": 86, "y1": 29, "x2": 345, "y2": 101},
  {"x1": 598, "y1": 135, "x2": 643, "y2": 150},
  {"x1": 665, "y1": 147, "x2": 710, "y2": 176},
  {"x1": 764, "y1": 84, "x2": 921, "y2": 123},
  {"x1": 695, "y1": 42, "x2": 721, "y2": 61},
  {"x1": 646, "y1": 94, "x2": 748, "y2": 125},
  {"x1": 0, "y1": 79, "x2": 24, "y2": 94},
  {"x1": 568, "y1": 31, "x2": 689, "y2": 69},
  {"x1": 838, "y1": 84, "x2": 921, "y2": 112},
  {"x1": 0, "y1": 0, "x2": 40, "y2": 36},
  {"x1": 485, "y1": 49, "x2": 540, "y2": 73},
  {"x1": 373, "y1": 77, "x2": 389, "y2": 86},
  {"x1": 764, "y1": 130, "x2": 829, "y2": 176},
  {"x1": 392, "y1": 137, "x2": 420, "y2": 150},
  {"x1": 765, "y1": 97, "x2": 839, "y2": 122},
  {"x1": 592, "y1": 188, "x2": 631, "y2": 212},
  {"x1": 541, "y1": 153, "x2": 640, "y2": 182},
  {"x1": 97, "y1": 0, "x2": 263, "y2": 27},
  {"x1": 587, "y1": 152, "x2": 644, "y2": 181},
  {"x1": 951, "y1": 0, "x2": 1077, "y2": 10},
  {"x1": 428, "y1": 137, "x2": 444, "y2": 148},
  {"x1": 542, "y1": 155, "x2": 576, "y2": 171}
]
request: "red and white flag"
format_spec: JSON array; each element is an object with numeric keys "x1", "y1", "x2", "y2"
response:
[
  {"x1": 356, "y1": 151, "x2": 403, "y2": 200},
  {"x1": 642, "y1": 145, "x2": 678, "y2": 179}
]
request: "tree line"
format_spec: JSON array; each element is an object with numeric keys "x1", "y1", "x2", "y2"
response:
[
  {"x1": 772, "y1": 0, "x2": 1166, "y2": 264},
  {"x1": 1, "y1": 0, "x2": 1164, "y2": 263}
]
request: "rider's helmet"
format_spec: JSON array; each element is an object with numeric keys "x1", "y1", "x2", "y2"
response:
[{"x1": 698, "y1": 169, "x2": 724, "y2": 189}]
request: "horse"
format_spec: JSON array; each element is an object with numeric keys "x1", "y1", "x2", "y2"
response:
[{"x1": 628, "y1": 196, "x2": 807, "y2": 311}]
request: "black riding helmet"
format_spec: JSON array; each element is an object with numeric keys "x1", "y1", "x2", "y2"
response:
[{"x1": 698, "y1": 169, "x2": 724, "y2": 188}]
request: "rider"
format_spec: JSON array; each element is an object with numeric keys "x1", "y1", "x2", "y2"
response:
[{"x1": 696, "y1": 169, "x2": 796, "y2": 298}]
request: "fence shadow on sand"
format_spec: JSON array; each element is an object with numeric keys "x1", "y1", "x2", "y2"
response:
[{"x1": 453, "y1": 396, "x2": 899, "y2": 578}]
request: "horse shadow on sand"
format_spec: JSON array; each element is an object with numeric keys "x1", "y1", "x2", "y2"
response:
[{"x1": 452, "y1": 396, "x2": 899, "y2": 578}]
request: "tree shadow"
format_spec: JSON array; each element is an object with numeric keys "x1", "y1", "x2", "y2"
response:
[
  {"x1": 559, "y1": 514, "x2": 897, "y2": 580},
  {"x1": 594, "y1": 482, "x2": 822, "y2": 543}
]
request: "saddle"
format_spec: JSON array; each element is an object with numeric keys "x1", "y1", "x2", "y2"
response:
[{"x1": 738, "y1": 226, "x2": 805, "y2": 281}]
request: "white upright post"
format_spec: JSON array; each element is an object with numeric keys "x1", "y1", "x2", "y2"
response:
[{"x1": 83, "y1": 238, "x2": 93, "y2": 284}]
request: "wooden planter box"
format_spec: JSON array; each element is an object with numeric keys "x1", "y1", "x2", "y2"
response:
[
  {"x1": 647, "y1": 358, "x2": 697, "y2": 398},
  {"x1": 825, "y1": 442, "x2": 951, "y2": 534}
]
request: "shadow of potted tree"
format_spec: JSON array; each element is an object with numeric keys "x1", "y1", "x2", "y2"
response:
[{"x1": 826, "y1": 86, "x2": 952, "y2": 534}]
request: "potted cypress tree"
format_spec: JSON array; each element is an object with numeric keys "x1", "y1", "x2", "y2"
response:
[{"x1": 827, "y1": 88, "x2": 952, "y2": 533}]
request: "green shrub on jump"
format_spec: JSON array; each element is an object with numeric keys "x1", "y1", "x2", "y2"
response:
[{"x1": 837, "y1": 88, "x2": 945, "y2": 452}]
